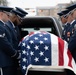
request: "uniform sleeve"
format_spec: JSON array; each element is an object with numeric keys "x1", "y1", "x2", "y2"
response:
[
  {"x1": 68, "y1": 32, "x2": 76, "y2": 53},
  {"x1": 0, "y1": 27, "x2": 19, "y2": 58},
  {"x1": 68, "y1": 31, "x2": 76, "y2": 62}
]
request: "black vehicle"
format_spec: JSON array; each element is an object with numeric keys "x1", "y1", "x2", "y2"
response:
[{"x1": 19, "y1": 16, "x2": 62, "y2": 39}]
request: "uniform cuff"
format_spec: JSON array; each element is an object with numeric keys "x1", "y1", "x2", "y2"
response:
[{"x1": 11, "y1": 51, "x2": 19, "y2": 59}]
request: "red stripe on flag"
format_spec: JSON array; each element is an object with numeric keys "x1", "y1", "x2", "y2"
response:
[
  {"x1": 58, "y1": 37, "x2": 64, "y2": 66},
  {"x1": 29, "y1": 32, "x2": 34, "y2": 36},
  {"x1": 20, "y1": 37, "x2": 24, "y2": 42},
  {"x1": 67, "y1": 49, "x2": 72, "y2": 68}
]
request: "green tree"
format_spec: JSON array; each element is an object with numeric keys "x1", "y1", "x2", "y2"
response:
[
  {"x1": 69, "y1": 0, "x2": 76, "y2": 5},
  {"x1": 0, "y1": 0, "x2": 8, "y2": 6}
]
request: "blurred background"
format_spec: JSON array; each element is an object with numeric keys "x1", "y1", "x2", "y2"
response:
[{"x1": 0, "y1": 0, "x2": 76, "y2": 17}]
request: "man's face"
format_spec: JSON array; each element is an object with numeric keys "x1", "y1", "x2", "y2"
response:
[
  {"x1": 13, "y1": 15, "x2": 23, "y2": 25},
  {"x1": 8, "y1": 14, "x2": 23, "y2": 25},
  {"x1": 72, "y1": 10, "x2": 76, "y2": 19},
  {"x1": 60, "y1": 16, "x2": 67, "y2": 24},
  {"x1": 67, "y1": 14, "x2": 73, "y2": 23},
  {"x1": 2, "y1": 12, "x2": 9, "y2": 22}
]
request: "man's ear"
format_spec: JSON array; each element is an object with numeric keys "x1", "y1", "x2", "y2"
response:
[
  {"x1": 12, "y1": 15, "x2": 17, "y2": 21},
  {"x1": 9, "y1": 15, "x2": 15, "y2": 23},
  {"x1": 0, "y1": 12, "x2": 3, "y2": 16}
]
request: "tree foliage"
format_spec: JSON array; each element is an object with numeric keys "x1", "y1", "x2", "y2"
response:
[{"x1": 0, "y1": 0, "x2": 8, "y2": 6}]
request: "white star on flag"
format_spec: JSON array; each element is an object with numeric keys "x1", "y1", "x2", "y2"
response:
[
  {"x1": 22, "y1": 65, "x2": 26, "y2": 70},
  {"x1": 44, "y1": 37, "x2": 48, "y2": 40},
  {"x1": 34, "y1": 45, "x2": 39, "y2": 50},
  {"x1": 44, "y1": 45, "x2": 49, "y2": 50},
  {"x1": 34, "y1": 57, "x2": 39, "y2": 62},
  {"x1": 29, "y1": 40, "x2": 34, "y2": 44},
  {"x1": 39, "y1": 40, "x2": 44, "y2": 44},
  {"x1": 39, "y1": 51, "x2": 44, "y2": 56},
  {"x1": 34, "y1": 37, "x2": 38, "y2": 40},
  {"x1": 22, "y1": 50, "x2": 27, "y2": 55},
  {"x1": 44, "y1": 57, "x2": 49, "y2": 62},
  {"x1": 22, "y1": 42, "x2": 26, "y2": 47},
  {"x1": 22, "y1": 58, "x2": 27, "y2": 62},
  {"x1": 39, "y1": 34, "x2": 43, "y2": 37},
  {"x1": 26, "y1": 45, "x2": 30, "y2": 49},
  {"x1": 30, "y1": 51, "x2": 34, "y2": 56}
]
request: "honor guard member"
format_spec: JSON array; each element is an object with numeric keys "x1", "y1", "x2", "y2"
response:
[
  {"x1": 0, "y1": 6, "x2": 20, "y2": 75},
  {"x1": 67, "y1": 4, "x2": 76, "y2": 63},
  {"x1": 10, "y1": 9, "x2": 28, "y2": 42},
  {"x1": 57, "y1": 11, "x2": 67, "y2": 39},
  {"x1": 68, "y1": 30, "x2": 76, "y2": 63},
  {"x1": 6, "y1": 9, "x2": 25, "y2": 49},
  {"x1": 15, "y1": 7, "x2": 28, "y2": 41},
  {"x1": 61, "y1": 9, "x2": 73, "y2": 43},
  {"x1": 5, "y1": 9, "x2": 26, "y2": 75},
  {"x1": 66, "y1": 4, "x2": 76, "y2": 37},
  {"x1": 57, "y1": 11, "x2": 67, "y2": 28},
  {"x1": 57, "y1": 9, "x2": 70, "y2": 43}
]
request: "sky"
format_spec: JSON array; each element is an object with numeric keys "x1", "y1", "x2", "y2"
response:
[{"x1": 7, "y1": 0, "x2": 75, "y2": 8}]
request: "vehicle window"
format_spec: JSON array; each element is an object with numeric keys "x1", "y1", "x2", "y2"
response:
[{"x1": 21, "y1": 28, "x2": 52, "y2": 33}]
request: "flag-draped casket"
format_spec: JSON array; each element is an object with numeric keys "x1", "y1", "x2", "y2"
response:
[{"x1": 19, "y1": 31, "x2": 76, "y2": 75}]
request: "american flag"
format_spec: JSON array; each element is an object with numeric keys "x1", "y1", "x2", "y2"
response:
[{"x1": 19, "y1": 31, "x2": 76, "y2": 75}]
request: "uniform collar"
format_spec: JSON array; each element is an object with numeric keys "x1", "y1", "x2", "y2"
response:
[
  {"x1": 70, "y1": 20, "x2": 75, "y2": 25},
  {"x1": 0, "y1": 20, "x2": 6, "y2": 26},
  {"x1": 65, "y1": 22, "x2": 68, "y2": 25},
  {"x1": 64, "y1": 22, "x2": 68, "y2": 25},
  {"x1": 8, "y1": 20, "x2": 15, "y2": 28}
]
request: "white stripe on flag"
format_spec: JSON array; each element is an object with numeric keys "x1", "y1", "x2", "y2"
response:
[
  {"x1": 63, "y1": 41, "x2": 69, "y2": 66},
  {"x1": 50, "y1": 34, "x2": 58, "y2": 66}
]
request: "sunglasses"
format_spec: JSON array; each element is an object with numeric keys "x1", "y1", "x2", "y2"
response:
[{"x1": 17, "y1": 15, "x2": 24, "y2": 22}]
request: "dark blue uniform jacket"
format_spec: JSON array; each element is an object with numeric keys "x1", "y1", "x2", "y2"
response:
[
  {"x1": 6, "y1": 21, "x2": 19, "y2": 49},
  {"x1": 0, "y1": 20, "x2": 18, "y2": 67}
]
